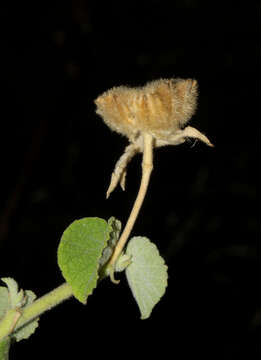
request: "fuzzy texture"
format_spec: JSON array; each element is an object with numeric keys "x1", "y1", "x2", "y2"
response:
[
  {"x1": 95, "y1": 78, "x2": 198, "y2": 143},
  {"x1": 95, "y1": 78, "x2": 213, "y2": 197}
]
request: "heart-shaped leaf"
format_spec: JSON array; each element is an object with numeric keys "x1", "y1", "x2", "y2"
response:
[
  {"x1": 57, "y1": 217, "x2": 111, "y2": 304},
  {"x1": 125, "y1": 236, "x2": 168, "y2": 319}
]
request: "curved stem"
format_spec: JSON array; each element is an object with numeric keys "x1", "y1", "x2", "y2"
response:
[{"x1": 108, "y1": 133, "x2": 154, "y2": 280}]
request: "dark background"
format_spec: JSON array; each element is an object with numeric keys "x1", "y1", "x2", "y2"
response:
[{"x1": 0, "y1": 0, "x2": 260, "y2": 358}]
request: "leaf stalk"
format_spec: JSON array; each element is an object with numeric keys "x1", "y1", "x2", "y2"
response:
[{"x1": 107, "y1": 132, "x2": 154, "y2": 281}]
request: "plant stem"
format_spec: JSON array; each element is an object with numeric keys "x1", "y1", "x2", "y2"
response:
[
  {"x1": 15, "y1": 282, "x2": 73, "y2": 331},
  {"x1": 108, "y1": 133, "x2": 154, "y2": 280},
  {"x1": 0, "y1": 282, "x2": 73, "y2": 341},
  {"x1": 0, "y1": 309, "x2": 21, "y2": 342},
  {"x1": 0, "y1": 336, "x2": 11, "y2": 360}
]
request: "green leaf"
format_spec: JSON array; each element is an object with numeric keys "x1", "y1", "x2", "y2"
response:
[
  {"x1": 125, "y1": 236, "x2": 168, "y2": 319},
  {"x1": 115, "y1": 253, "x2": 132, "y2": 272},
  {"x1": 1, "y1": 278, "x2": 25, "y2": 308},
  {"x1": 108, "y1": 217, "x2": 121, "y2": 243},
  {"x1": 0, "y1": 279, "x2": 39, "y2": 342},
  {"x1": 0, "y1": 288, "x2": 9, "y2": 321},
  {"x1": 13, "y1": 290, "x2": 39, "y2": 342},
  {"x1": 98, "y1": 217, "x2": 122, "y2": 280},
  {"x1": 99, "y1": 217, "x2": 121, "y2": 269},
  {"x1": 58, "y1": 217, "x2": 111, "y2": 304}
]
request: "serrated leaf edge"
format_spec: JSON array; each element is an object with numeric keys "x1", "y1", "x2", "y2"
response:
[
  {"x1": 125, "y1": 236, "x2": 168, "y2": 319},
  {"x1": 58, "y1": 218, "x2": 113, "y2": 304}
]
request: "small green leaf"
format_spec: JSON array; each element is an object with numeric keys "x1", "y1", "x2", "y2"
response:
[
  {"x1": 99, "y1": 217, "x2": 121, "y2": 269},
  {"x1": 1, "y1": 278, "x2": 25, "y2": 308},
  {"x1": 108, "y1": 217, "x2": 121, "y2": 243},
  {"x1": 0, "y1": 279, "x2": 39, "y2": 342},
  {"x1": 98, "y1": 217, "x2": 122, "y2": 280},
  {"x1": 115, "y1": 253, "x2": 132, "y2": 272},
  {"x1": 0, "y1": 288, "x2": 9, "y2": 321},
  {"x1": 58, "y1": 217, "x2": 111, "y2": 304},
  {"x1": 125, "y1": 236, "x2": 168, "y2": 319},
  {"x1": 13, "y1": 290, "x2": 39, "y2": 342}
]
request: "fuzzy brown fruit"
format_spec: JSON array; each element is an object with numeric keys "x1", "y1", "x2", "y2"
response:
[
  {"x1": 95, "y1": 78, "x2": 213, "y2": 197},
  {"x1": 95, "y1": 78, "x2": 213, "y2": 146}
]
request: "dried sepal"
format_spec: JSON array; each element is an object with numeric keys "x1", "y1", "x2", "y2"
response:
[
  {"x1": 155, "y1": 125, "x2": 213, "y2": 147},
  {"x1": 106, "y1": 143, "x2": 139, "y2": 198}
]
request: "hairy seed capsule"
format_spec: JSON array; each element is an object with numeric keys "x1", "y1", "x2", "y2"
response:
[
  {"x1": 95, "y1": 78, "x2": 213, "y2": 198},
  {"x1": 95, "y1": 78, "x2": 198, "y2": 143}
]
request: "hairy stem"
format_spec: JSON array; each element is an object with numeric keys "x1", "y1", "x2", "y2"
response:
[
  {"x1": 0, "y1": 336, "x2": 11, "y2": 360},
  {"x1": 108, "y1": 133, "x2": 154, "y2": 281},
  {"x1": 0, "y1": 283, "x2": 73, "y2": 341},
  {"x1": 0, "y1": 310, "x2": 21, "y2": 341}
]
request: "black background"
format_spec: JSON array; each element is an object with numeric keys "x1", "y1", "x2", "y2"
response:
[{"x1": 1, "y1": 0, "x2": 260, "y2": 358}]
